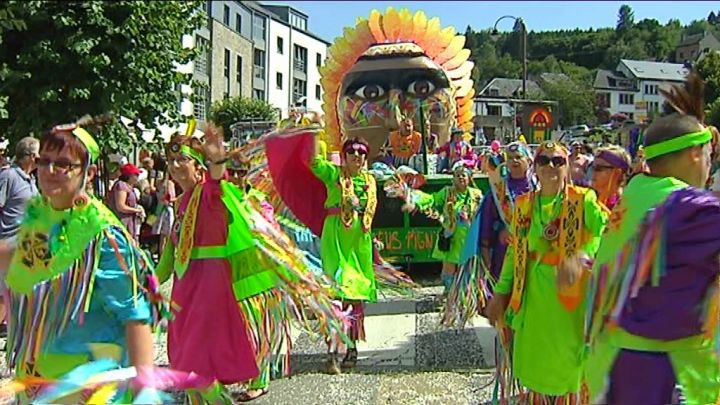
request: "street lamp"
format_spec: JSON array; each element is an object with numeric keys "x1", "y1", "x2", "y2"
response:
[{"x1": 491, "y1": 15, "x2": 528, "y2": 99}]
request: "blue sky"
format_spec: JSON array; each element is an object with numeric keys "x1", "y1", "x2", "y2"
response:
[{"x1": 265, "y1": 1, "x2": 717, "y2": 42}]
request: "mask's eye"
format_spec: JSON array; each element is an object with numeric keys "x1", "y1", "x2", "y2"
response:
[
  {"x1": 354, "y1": 84, "x2": 385, "y2": 100},
  {"x1": 407, "y1": 80, "x2": 436, "y2": 97}
]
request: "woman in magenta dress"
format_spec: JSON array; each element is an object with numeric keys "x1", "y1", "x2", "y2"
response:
[{"x1": 156, "y1": 128, "x2": 259, "y2": 402}]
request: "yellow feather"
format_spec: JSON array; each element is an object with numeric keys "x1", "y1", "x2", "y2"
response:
[
  {"x1": 369, "y1": 9, "x2": 386, "y2": 43},
  {"x1": 418, "y1": 17, "x2": 441, "y2": 52},
  {"x1": 458, "y1": 109, "x2": 474, "y2": 125},
  {"x1": 86, "y1": 383, "x2": 118, "y2": 404},
  {"x1": 460, "y1": 121, "x2": 474, "y2": 132},
  {"x1": 443, "y1": 48, "x2": 471, "y2": 71},
  {"x1": 454, "y1": 78, "x2": 474, "y2": 99},
  {"x1": 397, "y1": 8, "x2": 414, "y2": 42},
  {"x1": 458, "y1": 99, "x2": 474, "y2": 116},
  {"x1": 411, "y1": 11, "x2": 428, "y2": 44},
  {"x1": 435, "y1": 35, "x2": 466, "y2": 65},
  {"x1": 383, "y1": 7, "x2": 400, "y2": 42},
  {"x1": 457, "y1": 87, "x2": 476, "y2": 105},
  {"x1": 447, "y1": 61, "x2": 474, "y2": 80},
  {"x1": 427, "y1": 26, "x2": 456, "y2": 57}
]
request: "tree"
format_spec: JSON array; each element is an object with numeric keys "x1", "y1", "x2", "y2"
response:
[
  {"x1": 538, "y1": 75, "x2": 595, "y2": 127},
  {"x1": 616, "y1": 5, "x2": 635, "y2": 34},
  {"x1": 697, "y1": 51, "x2": 720, "y2": 103},
  {"x1": 0, "y1": 1, "x2": 205, "y2": 152},
  {"x1": 209, "y1": 97, "x2": 278, "y2": 137}
]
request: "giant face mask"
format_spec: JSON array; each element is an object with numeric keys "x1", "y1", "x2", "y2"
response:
[{"x1": 320, "y1": 7, "x2": 475, "y2": 158}]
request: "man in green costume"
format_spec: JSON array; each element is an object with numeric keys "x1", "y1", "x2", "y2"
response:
[{"x1": 584, "y1": 74, "x2": 720, "y2": 404}]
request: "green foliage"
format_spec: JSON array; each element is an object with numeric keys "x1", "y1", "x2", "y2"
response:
[
  {"x1": 697, "y1": 51, "x2": 720, "y2": 127},
  {"x1": 538, "y1": 75, "x2": 596, "y2": 127},
  {"x1": 696, "y1": 51, "x2": 720, "y2": 102},
  {"x1": 209, "y1": 97, "x2": 278, "y2": 137},
  {"x1": 616, "y1": 4, "x2": 635, "y2": 34},
  {"x1": 0, "y1": 0, "x2": 205, "y2": 153}
]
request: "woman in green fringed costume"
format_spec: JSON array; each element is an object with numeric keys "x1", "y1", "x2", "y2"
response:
[
  {"x1": 0, "y1": 117, "x2": 162, "y2": 404},
  {"x1": 486, "y1": 141, "x2": 608, "y2": 403},
  {"x1": 404, "y1": 161, "x2": 483, "y2": 293},
  {"x1": 311, "y1": 136, "x2": 378, "y2": 374}
]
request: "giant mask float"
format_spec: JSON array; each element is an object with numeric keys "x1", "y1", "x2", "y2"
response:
[
  {"x1": 261, "y1": 8, "x2": 475, "y2": 235},
  {"x1": 320, "y1": 7, "x2": 475, "y2": 158}
]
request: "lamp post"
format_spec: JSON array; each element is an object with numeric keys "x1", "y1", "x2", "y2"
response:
[{"x1": 491, "y1": 15, "x2": 528, "y2": 99}]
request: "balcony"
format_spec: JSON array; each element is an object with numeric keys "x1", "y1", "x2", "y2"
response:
[
  {"x1": 293, "y1": 59, "x2": 306, "y2": 73},
  {"x1": 254, "y1": 65, "x2": 265, "y2": 79}
]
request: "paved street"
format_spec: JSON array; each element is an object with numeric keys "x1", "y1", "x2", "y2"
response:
[
  {"x1": 156, "y1": 286, "x2": 500, "y2": 404},
  {"x1": 0, "y1": 286, "x2": 500, "y2": 404}
]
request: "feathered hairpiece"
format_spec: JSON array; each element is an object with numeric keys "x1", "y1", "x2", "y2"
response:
[{"x1": 660, "y1": 72, "x2": 705, "y2": 122}]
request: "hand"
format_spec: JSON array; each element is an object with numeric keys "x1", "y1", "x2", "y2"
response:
[
  {"x1": 557, "y1": 253, "x2": 586, "y2": 289},
  {"x1": 486, "y1": 293, "x2": 510, "y2": 327},
  {"x1": 200, "y1": 123, "x2": 226, "y2": 164},
  {"x1": 401, "y1": 202, "x2": 416, "y2": 213},
  {"x1": 499, "y1": 229, "x2": 511, "y2": 245}
]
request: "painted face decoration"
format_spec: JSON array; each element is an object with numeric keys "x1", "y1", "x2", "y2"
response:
[
  {"x1": 338, "y1": 43, "x2": 455, "y2": 158},
  {"x1": 320, "y1": 8, "x2": 475, "y2": 159}
]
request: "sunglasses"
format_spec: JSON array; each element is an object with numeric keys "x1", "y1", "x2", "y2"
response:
[
  {"x1": 36, "y1": 157, "x2": 83, "y2": 174},
  {"x1": 228, "y1": 168, "x2": 248, "y2": 176},
  {"x1": 535, "y1": 155, "x2": 567, "y2": 167},
  {"x1": 591, "y1": 164, "x2": 616, "y2": 172}
]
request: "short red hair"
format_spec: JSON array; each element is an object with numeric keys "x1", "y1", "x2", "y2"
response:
[{"x1": 40, "y1": 129, "x2": 90, "y2": 168}]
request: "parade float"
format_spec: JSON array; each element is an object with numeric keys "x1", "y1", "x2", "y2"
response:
[{"x1": 257, "y1": 8, "x2": 491, "y2": 265}]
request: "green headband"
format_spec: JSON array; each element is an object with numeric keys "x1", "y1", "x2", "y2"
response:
[
  {"x1": 180, "y1": 145, "x2": 206, "y2": 167},
  {"x1": 644, "y1": 127, "x2": 713, "y2": 160}
]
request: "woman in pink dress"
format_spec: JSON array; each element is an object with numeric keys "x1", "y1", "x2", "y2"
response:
[{"x1": 155, "y1": 128, "x2": 259, "y2": 402}]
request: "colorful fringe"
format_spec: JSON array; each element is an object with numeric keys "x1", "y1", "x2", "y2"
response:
[
  {"x1": 238, "y1": 289, "x2": 292, "y2": 389},
  {"x1": 491, "y1": 324, "x2": 523, "y2": 405},
  {"x1": 520, "y1": 389, "x2": 587, "y2": 405},
  {"x1": 7, "y1": 228, "x2": 171, "y2": 374},
  {"x1": 0, "y1": 359, "x2": 228, "y2": 404},
  {"x1": 344, "y1": 302, "x2": 366, "y2": 342},
  {"x1": 585, "y1": 195, "x2": 669, "y2": 345},
  {"x1": 441, "y1": 257, "x2": 491, "y2": 328},
  {"x1": 241, "y1": 195, "x2": 352, "y2": 345},
  {"x1": 372, "y1": 247, "x2": 418, "y2": 296}
]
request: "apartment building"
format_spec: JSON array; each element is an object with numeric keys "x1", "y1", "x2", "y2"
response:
[{"x1": 190, "y1": 1, "x2": 329, "y2": 122}]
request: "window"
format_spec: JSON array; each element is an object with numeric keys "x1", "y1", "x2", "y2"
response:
[
  {"x1": 315, "y1": 84, "x2": 321, "y2": 100},
  {"x1": 488, "y1": 89, "x2": 499, "y2": 96},
  {"x1": 236, "y1": 55, "x2": 243, "y2": 94},
  {"x1": 293, "y1": 45, "x2": 307, "y2": 72},
  {"x1": 193, "y1": 86, "x2": 208, "y2": 120},
  {"x1": 253, "y1": 48, "x2": 265, "y2": 79},
  {"x1": 223, "y1": 49, "x2": 231, "y2": 98},
  {"x1": 276, "y1": 72, "x2": 283, "y2": 89},
  {"x1": 644, "y1": 84, "x2": 658, "y2": 95},
  {"x1": 235, "y1": 14, "x2": 242, "y2": 32},
  {"x1": 253, "y1": 89, "x2": 265, "y2": 100},
  {"x1": 487, "y1": 105, "x2": 501, "y2": 116},
  {"x1": 648, "y1": 101, "x2": 660, "y2": 113},
  {"x1": 194, "y1": 36, "x2": 209, "y2": 76},
  {"x1": 277, "y1": 37, "x2": 284, "y2": 54},
  {"x1": 223, "y1": 5, "x2": 230, "y2": 25},
  {"x1": 293, "y1": 78, "x2": 307, "y2": 103},
  {"x1": 596, "y1": 92, "x2": 611, "y2": 109},
  {"x1": 619, "y1": 93, "x2": 634, "y2": 105},
  {"x1": 253, "y1": 15, "x2": 266, "y2": 41},
  {"x1": 316, "y1": 53, "x2": 322, "y2": 67}
]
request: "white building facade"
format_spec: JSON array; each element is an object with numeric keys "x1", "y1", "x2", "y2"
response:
[
  {"x1": 265, "y1": 5, "x2": 328, "y2": 118},
  {"x1": 594, "y1": 59, "x2": 688, "y2": 123}
]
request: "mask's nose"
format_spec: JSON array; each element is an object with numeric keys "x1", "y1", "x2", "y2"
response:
[{"x1": 385, "y1": 89, "x2": 404, "y2": 130}]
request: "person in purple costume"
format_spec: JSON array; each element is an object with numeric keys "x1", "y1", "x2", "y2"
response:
[
  {"x1": 584, "y1": 73, "x2": 720, "y2": 405},
  {"x1": 480, "y1": 142, "x2": 536, "y2": 283}
]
